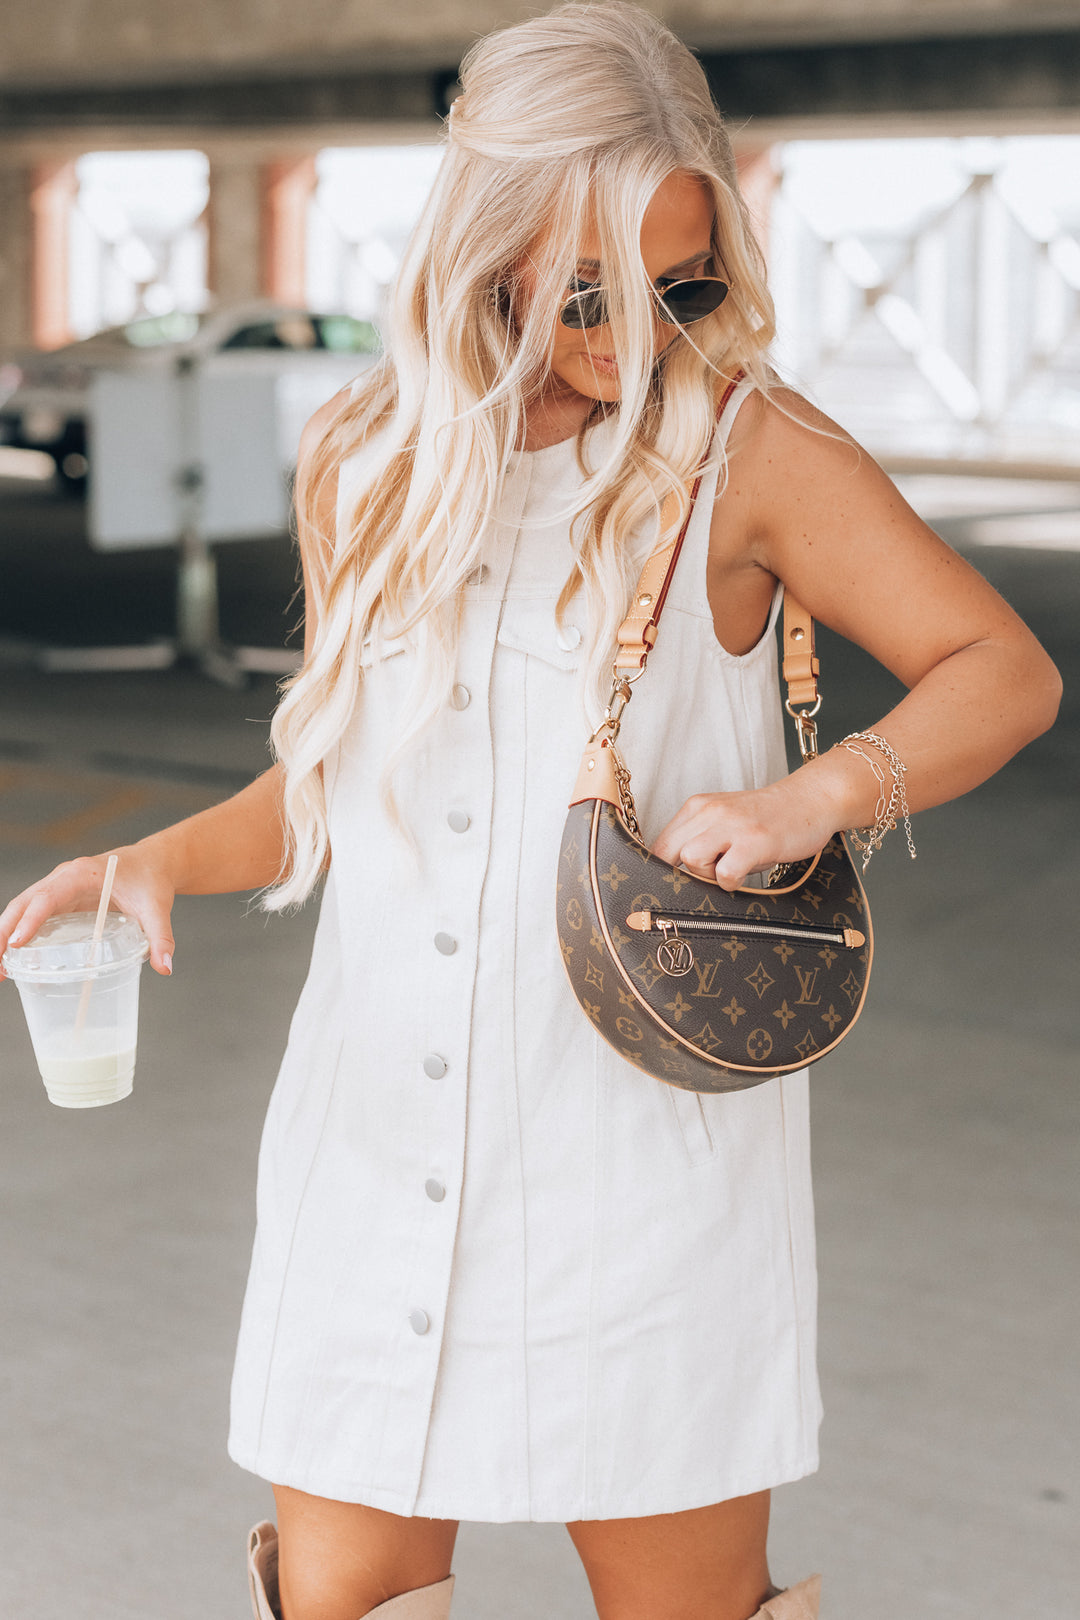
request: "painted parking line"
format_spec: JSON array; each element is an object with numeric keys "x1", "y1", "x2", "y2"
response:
[{"x1": 0, "y1": 764, "x2": 216, "y2": 849}]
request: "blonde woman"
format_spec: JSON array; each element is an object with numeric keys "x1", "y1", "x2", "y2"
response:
[{"x1": 0, "y1": 4, "x2": 1060, "y2": 1617}]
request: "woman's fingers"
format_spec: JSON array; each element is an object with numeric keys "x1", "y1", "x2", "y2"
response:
[
  {"x1": 144, "y1": 916, "x2": 175, "y2": 977},
  {"x1": 0, "y1": 895, "x2": 30, "y2": 960},
  {"x1": 653, "y1": 798, "x2": 752, "y2": 889},
  {"x1": 711, "y1": 844, "x2": 757, "y2": 892},
  {"x1": 6, "y1": 888, "x2": 64, "y2": 950},
  {"x1": 650, "y1": 791, "x2": 813, "y2": 892},
  {"x1": 0, "y1": 863, "x2": 97, "y2": 959},
  {"x1": 678, "y1": 835, "x2": 755, "y2": 892},
  {"x1": 650, "y1": 795, "x2": 713, "y2": 866},
  {"x1": 9, "y1": 857, "x2": 114, "y2": 935},
  {"x1": 0, "y1": 851, "x2": 177, "y2": 980}
]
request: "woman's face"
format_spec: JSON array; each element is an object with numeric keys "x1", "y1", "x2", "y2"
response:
[{"x1": 538, "y1": 169, "x2": 716, "y2": 405}]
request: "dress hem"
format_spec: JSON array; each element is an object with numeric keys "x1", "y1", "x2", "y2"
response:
[{"x1": 227, "y1": 1442, "x2": 820, "y2": 1524}]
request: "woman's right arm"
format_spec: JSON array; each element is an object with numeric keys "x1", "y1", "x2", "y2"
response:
[
  {"x1": 0, "y1": 766, "x2": 289, "y2": 978},
  {"x1": 0, "y1": 385, "x2": 349, "y2": 979}
]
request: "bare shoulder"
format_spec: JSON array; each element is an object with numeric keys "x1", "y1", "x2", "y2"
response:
[
  {"x1": 718, "y1": 382, "x2": 940, "y2": 580},
  {"x1": 719, "y1": 383, "x2": 1051, "y2": 689},
  {"x1": 724, "y1": 385, "x2": 868, "y2": 503},
  {"x1": 295, "y1": 385, "x2": 359, "y2": 559},
  {"x1": 296, "y1": 384, "x2": 355, "y2": 494},
  {"x1": 706, "y1": 384, "x2": 865, "y2": 653}
]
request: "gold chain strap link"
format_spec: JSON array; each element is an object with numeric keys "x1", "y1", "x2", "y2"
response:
[{"x1": 592, "y1": 675, "x2": 644, "y2": 839}]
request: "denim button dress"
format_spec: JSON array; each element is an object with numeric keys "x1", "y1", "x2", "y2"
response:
[{"x1": 227, "y1": 379, "x2": 822, "y2": 1521}]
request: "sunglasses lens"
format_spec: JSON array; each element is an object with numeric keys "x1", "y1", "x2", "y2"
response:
[
  {"x1": 560, "y1": 287, "x2": 609, "y2": 329},
  {"x1": 560, "y1": 277, "x2": 729, "y2": 328},
  {"x1": 657, "y1": 278, "x2": 730, "y2": 325}
]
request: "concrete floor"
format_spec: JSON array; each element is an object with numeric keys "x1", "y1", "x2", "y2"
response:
[{"x1": 0, "y1": 486, "x2": 1076, "y2": 1619}]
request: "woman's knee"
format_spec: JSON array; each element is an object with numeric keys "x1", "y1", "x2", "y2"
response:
[
  {"x1": 272, "y1": 1484, "x2": 458, "y2": 1620},
  {"x1": 565, "y1": 1490, "x2": 772, "y2": 1620}
]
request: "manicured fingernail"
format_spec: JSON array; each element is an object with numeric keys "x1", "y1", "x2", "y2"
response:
[
  {"x1": 162, "y1": 953, "x2": 173, "y2": 975},
  {"x1": 9, "y1": 932, "x2": 22, "y2": 945}
]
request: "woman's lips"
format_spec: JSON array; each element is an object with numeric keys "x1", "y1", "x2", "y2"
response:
[{"x1": 585, "y1": 353, "x2": 619, "y2": 376}]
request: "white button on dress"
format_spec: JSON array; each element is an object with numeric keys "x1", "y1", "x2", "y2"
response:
[{"x1": 229, "y1": 381, "x2": 822, "y2": 1522}]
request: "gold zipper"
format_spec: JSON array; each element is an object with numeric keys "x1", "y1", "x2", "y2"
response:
[{"x1": 626, "y1": 910, "x2": 865, "y2": 950}]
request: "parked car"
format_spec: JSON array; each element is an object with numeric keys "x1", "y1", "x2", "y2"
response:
[{"x1": 0, "y1": 303, "x2": 381, "y2": 492}]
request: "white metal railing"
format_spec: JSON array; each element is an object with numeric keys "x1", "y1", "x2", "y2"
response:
[
  {"x1": 305, "y1": 146, "x2": 444, "y2": 320},
  {"x1": 770, "y1": 136, "x2": 1080, "y2": 474},
  {"x1": 69, "y1": 151, "x2": 209, "y2": 339}
]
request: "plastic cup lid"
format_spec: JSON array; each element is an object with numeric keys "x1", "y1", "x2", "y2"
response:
[{"x1": 2, "y1": 911, "x2": 150, "y2": 982}]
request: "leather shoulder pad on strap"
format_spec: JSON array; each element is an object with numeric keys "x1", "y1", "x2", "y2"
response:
[{"x1": 781, "y1": 593, "x2": 819, "y2": 708}]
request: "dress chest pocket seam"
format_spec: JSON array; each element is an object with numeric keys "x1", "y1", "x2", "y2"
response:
[{"x1": 496, "y1": 598, "x2": 586, "y2": 672}]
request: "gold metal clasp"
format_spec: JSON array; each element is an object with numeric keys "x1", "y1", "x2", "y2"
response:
[
  {"x1": 605, "y1": 677, "x2": 633, "y2": 725},
  {"x1": 592, "y1": 675, "x2": 636, "y2": 745},
  {"x1": 587, "y1": 677, "x2": 646, "y2": 840},
  {"x1": 784, "y1": 696, "x2": 821, "y2": 761}
]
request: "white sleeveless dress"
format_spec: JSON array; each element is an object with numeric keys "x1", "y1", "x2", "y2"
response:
[{"x1": 228, "y1": 379, "x2": 823, "y2": 1522}]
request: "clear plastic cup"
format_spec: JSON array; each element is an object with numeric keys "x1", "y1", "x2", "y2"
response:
[{"x1": 3, "y1": 912, "x2": 150, "y2": 1107}]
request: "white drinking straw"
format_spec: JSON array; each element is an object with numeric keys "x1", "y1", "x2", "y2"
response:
[{"x1": 74, "y1": 854, "x2": 119, "y2": 1035}]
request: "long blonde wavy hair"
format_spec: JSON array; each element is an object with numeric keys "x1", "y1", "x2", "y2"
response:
[{"x1": 265, "y1": 0, "x2": 776, "y2": 909}]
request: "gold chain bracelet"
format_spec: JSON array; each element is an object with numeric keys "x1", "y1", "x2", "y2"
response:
[{"x1": 838, "y1": 730, "x2": 917, "y2": 872}]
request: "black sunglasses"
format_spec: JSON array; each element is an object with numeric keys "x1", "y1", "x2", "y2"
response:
[{"x1": 560, "y1": 274, "x2": 731, "y2": 330}]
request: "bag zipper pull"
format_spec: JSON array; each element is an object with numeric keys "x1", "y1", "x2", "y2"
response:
[{"x1": 655, "y1": 917, "x2": 694, "y2": 977}]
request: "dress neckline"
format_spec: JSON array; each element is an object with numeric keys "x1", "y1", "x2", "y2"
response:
[
  {"x1": 510, "y1": 413, "x2": 611, "y2": 461},
  {"x1": 509, "y1": 435, "x2": 578, "y2": 460}
]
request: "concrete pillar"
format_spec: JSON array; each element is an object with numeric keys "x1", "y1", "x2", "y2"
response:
[
  {"x1": 735, "y1": 144, "x2": 780, "y2": 263},
  {"x1": 207, "y1": 154, "x2": 262, "y2": 306},
  {"x1": 261, "y1": 155, "x2": 317, "y2": 305},
  {"x1": 0, "y1": 162, "x2": 33, "y2": 352},
  {"x1": 28, "y1": 160, "x2": 77, "y2": 349}
]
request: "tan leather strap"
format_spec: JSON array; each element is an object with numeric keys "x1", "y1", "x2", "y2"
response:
[
  {"x1": 613, "y1": 373, "x2": 820, "y2": 717},
  {"x1": 613, "y1": 375, "x2": 739, "y2": 675},
  {"x1": 781, "y1": 592, "x2": 819, "y2": 710}
]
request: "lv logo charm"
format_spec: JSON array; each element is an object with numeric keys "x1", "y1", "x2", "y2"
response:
[{"x1": 657, "y1": 922, "x2": 694, "y2": 977}]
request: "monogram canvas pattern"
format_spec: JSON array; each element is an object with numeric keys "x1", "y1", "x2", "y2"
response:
[{"x1": 557, "y1": 799, "x2": 873, "y2": 1094}]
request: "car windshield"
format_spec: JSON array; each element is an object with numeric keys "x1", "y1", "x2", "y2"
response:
[
  {"x1": 118, "y1": 311, "x2": 380, "y2": 354},
  {"x1": 122, "y1": 312, "x2": 205, "y2": 347},
  {"x1": 220, "y1": 315, "x2": 380, "y2": 354}
]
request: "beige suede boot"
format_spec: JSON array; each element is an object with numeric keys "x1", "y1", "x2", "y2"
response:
[
  {"x1": 247, "y1": 1523, "x2": 280, "y2": 1620},
  {"x1": 754, "y1": 1574, "x2": 822, "y2": 1617},
  {"x1": 247, "y1": 1521, "x2": 455, "y2": 1619}
]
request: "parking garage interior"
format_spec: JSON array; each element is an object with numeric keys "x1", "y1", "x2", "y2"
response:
[{"x1": 0, "y1": 4, "x2": 1077, "y2": 1618}]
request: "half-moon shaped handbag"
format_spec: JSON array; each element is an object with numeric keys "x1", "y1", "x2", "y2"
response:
[{"x1": 556, "y1": 386, "x2": 872, "y2": 1094}]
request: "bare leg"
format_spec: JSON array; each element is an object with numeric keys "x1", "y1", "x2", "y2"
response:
[
  {"x1": 566, "y1": 1489, "x2": 772, "y2": 1620},
  {"x1": 272, "y1": 1484, "x2": 459, "y2": 1620}
]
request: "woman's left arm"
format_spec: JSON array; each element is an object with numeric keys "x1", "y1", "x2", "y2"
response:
[{"x1": 652, "y1": 391, "x2": 1063, "y2": 889}]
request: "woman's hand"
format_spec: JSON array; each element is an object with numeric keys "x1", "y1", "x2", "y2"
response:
[
  {"x1": 0, "y1": 844, "x2": 177, "y2": 979},
  {"x1": 651, "y1": 770, "x2": 849, "y2": 892},
  {"x1": 0, "y1": 765, "x2": 296, "y2": 985}
]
